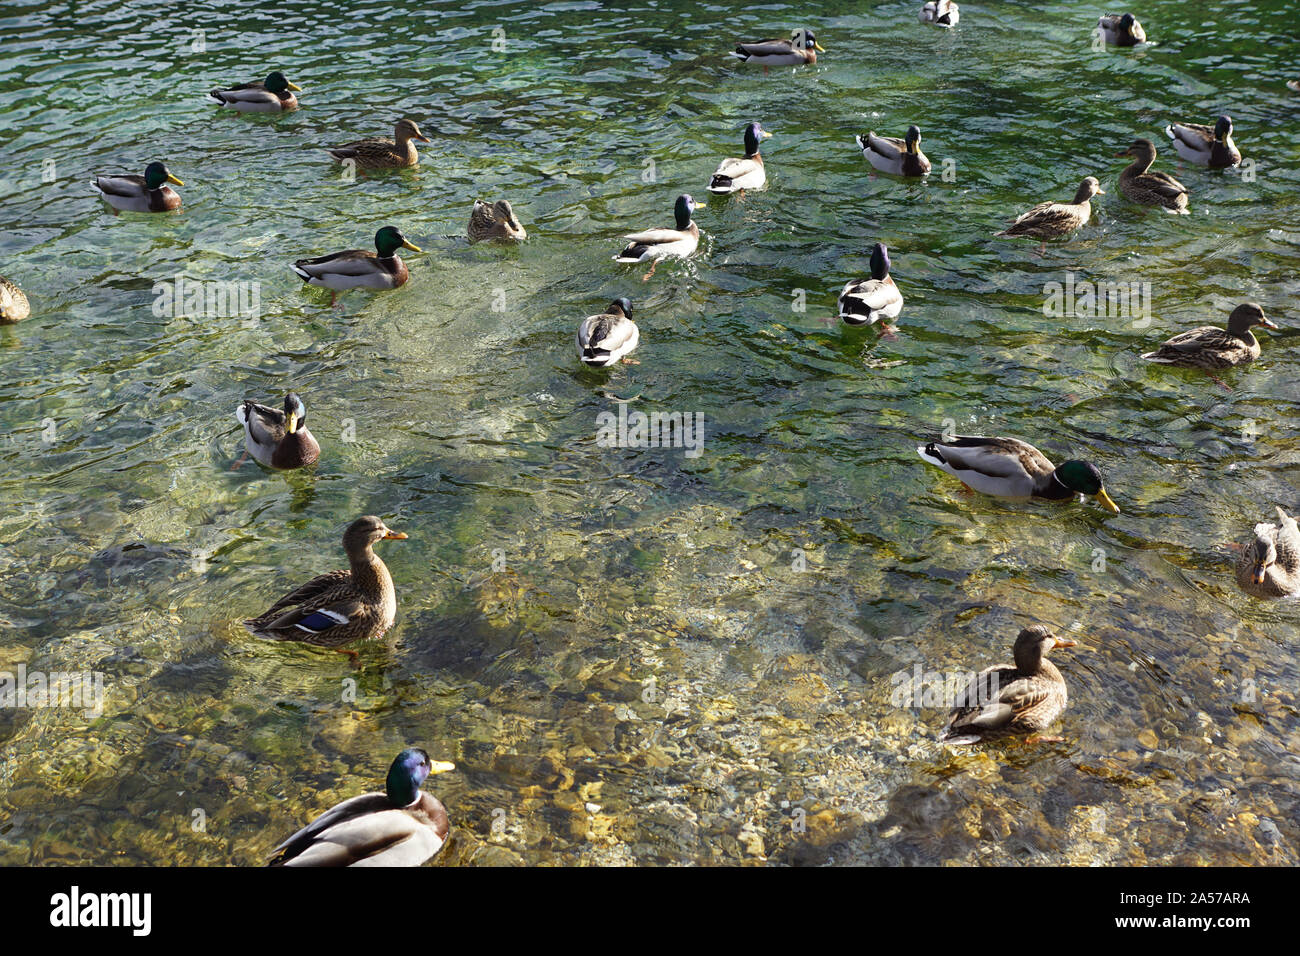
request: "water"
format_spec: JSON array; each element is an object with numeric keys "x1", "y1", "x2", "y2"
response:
[{"x1": 1, "y1": 0, "x2": 1298, "y2": 865}]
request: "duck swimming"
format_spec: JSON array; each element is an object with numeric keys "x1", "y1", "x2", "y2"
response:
[{"x1": 918, "y1": 436, "x2": 1120, "y2": 513}]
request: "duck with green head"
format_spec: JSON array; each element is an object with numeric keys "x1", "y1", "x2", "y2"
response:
[
  {"x1": 708, "y1": 121, "x2": 773, "y2": 195},
  {"x1": 207, "y1": 70, "x2": 302, "y2": 112},
  {"x1": 577, "y1": 297, "x2": 639, "y2": 367},
  {"x1": 235, "y1": 392, "x2": 321, "y2": 470},
  {"x1": 1165, "y1": 114, "x2": 1241, "y2": 169},
  {"x1": 918, "y1": 436, "x2": 1120, "y2": 513},
  {"x1": 731, "y1": 28, "x2": 824, "y2": 69},
  {"x1": 838, "y1": 242, "x2": 903, "y2": 330},
  {"x1": 856, "y1": 124, "x2": 931, "y2": 177},
  {"x1": 291, "y1": 226, "x2": 421, "y2": 306},
  {"x1": 91, "y1": 161, "x2": 184, "y2": 213},
  {"x1": 613, "y1": 194, "x2": 704, "y2": 281},
  {"x1": 269, "y1": 748, "x2": 456, "y2": 866}
]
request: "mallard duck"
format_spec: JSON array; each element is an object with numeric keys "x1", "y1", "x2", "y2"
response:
[
  {"x1": 1098, "y1": 13, "x2": 1146, "y2": 46},
  {"x1": 707, "y1": 121, "x2": 772, "y2": 195},
  {"x1": 996, "y1": 176, "x2": 1104, "y2": 255},
  {"x1": 245, "y1": 515, "x2": 407, "y2": 658},
  {"x1": 1165, "y1": 114, "x2": 1241, "y2": 169},
  {"x1": 838, "y1": 242, "x2": 903, "y2": 329},
  {"x1": 1142, "y1": 303, "x2": 1278, "y2": 369},
  {"x1": 613, "y1": 193, "x2": 704, "y2": 281},
  {"x1": 919, "y1": 0, "x2": 959, "y2": 27},
  {"x1": 326, "y1": 119, "x2": 430, "y2": 169},
  {"x1": 235, "y1": 393, "x2": 321, "y2": 470},
  {"x1": 291, "y1": 225, "x2": 421, "y2": 306},
  {"x1": 1236, "y1": 507, "x2": 1300, "y2": 599},
  {"x1": 941, "y1": 625, "x2": 1077, "y2": 745},
  {"x1": 91, "y1": 162, "x2": 183, "y2": 213},
  {"x1": 731, "y1": 28, "x2": 824, "y2": 68},
  {"x1": 206, "y1": 71, "x2": 301, "y2": 112},
  {"x1": 1116, "y1": 138, "x2": 1188, "y2": 214},
  {"x1": 468, "y1": 199, "x2": 526, "y2": 242},
  {"x1": 1289, "y1": 80, "x2": 1300, "y2": 93},
  {"x1": 918, "y1": 436, "x2": 1121, "y2": 513},
  {"x1": 856, "y1": 125, "x2": 931, "y2": 177},
  {"x1": 269, "y1": 748, "x2": 456, "y2": 867},
  {"x1": 0, "y1": 276, "x2": 30, "y2": 324},
  {"x1": 577, "y1": 298, "x2": 639, "y2": 367}
]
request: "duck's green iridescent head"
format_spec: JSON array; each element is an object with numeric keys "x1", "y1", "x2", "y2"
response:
[
  {"x1": 384, "y1": 747, "x2": 455, "y2": 807},
  {"x1": 743, "y1": 121, "x2": 772, "y2": 156},
  {"x1": 869, "y1": 242, "x2": 891, "y2": 280},
  {"x1": 1213, "y1": 115, "x2": 1233, "y2": 141},
  {"x1": 608, "y1": 297, "x2": 633, "y2": 318},
  {"x1": 374, "y1": 225, "x2": 422, "y2": 258},
  {"x1": 265, "y1": 71, "x2": 302, "y2": 94},
  {"x1": 1056, "y1": 460, "x2": 1120, "y2": 513},
  {"x1": 674, "y1": 193, "x2": 704, "y2": 229},
  {"x1": 905, "y1": 125, "x2": 922, "y2": 154},
  {"x1": 144, "y1": 162, "x2": 183, "y2": 190}
]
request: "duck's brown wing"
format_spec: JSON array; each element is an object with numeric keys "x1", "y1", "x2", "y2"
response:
[
  {"x1": 269, "y1": 792, "x2": 390, "y2": 865},
  {"x1": 1141, "y1": 171, "x2": 1189, "y2": 199},
  {"x1": 1000, "y1": 201, "x2": 1081, "y2": 236},
  {"x1": 245, "y1": 569, "x2": 351, "y2": 626},
  {"x1": 242, "y1": 400, "x2": 287, "y2": 448},
  {"x1": 944, "y1": 664, "x2": 1019, "y2": 737},
  {"x1": 735, "y1": 38, "x2": 794, "y2": 56},
  {"x1": 1168, "y1": 122, "x2": 1213, "y2": 150}
]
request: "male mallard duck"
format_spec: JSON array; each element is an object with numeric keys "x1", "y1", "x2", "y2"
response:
[
  {"x1": 918, "y1": 436, "x2": 1121, "y2": 513},
  {"x1": 91, "y1": 162, "x2": 183, "y2": 213},
  {"x1": 731, "y1": 28, "x2": 824, "y2": 69},
  {"x1": 577, "y1": 297, "x2": 639, "y2": 367},
  {"x1": 245, "y1": 515, "x2": 407, "y2": 658},
  {"x1": 269, "y1": 748, "x2": 456, "y2": 867},
  {"x1": 919, "y1": 0, "x2": 959, "y2": 27},
  {"x1": 1289, "y1": 80, "x2": 1300, "y2": 93},
  {"x1": 468, "y1": 199, "x2": 526, "y2": 242},
  {"x1": 1116, "y1": 138, "x2": 1188, "y2": 214},
  {"x1": 1098, "y1": 13, "x2": 1146, "y2": 46},
  {"x1": 996, "y1": 176, "x2": 1104, "y2": 255},
  {"x1": 206, "y1": 71, "x2": 301, "y2": 112},
  {"x1": 0, "y1": 276, "x2": 30, "y2": 324},
  {"x1": 941, "y1": 625, "x2": 1077, "y2": 745},
  {"x1": 613, "y1": 193, "x2": 704, "y2": 281},
  {"x1": 326, "y1": 119, "x2": 430, "y2": 169},
  {"x1": 1236, "y1": 507, "x2": 1300, "y2": 599},
  {"x1": 291, "y1": 225, "x2": 421, "y2": 306},
  {"x1": 856, "y1": 125, "x2": 931, "y2": 177},
  {"x1": 707, "y1": 121, "x2": 772, "y2": 195},
  {"x1": 1164, "y1": 114, "x2": 1241, "y2": 169},
  {"x1": 235, "y1": 393, "x2": 321, "y2": 470},
  {"x1": 838, "y1": 242, "x2": 903, "y2": 329},
  {"x1": 1142, "y1": 303, "x2": 1278, "y2": 369}
]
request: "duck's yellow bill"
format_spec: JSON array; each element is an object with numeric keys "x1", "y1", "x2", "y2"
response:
[
  {"x1": 167, "y1": 173, "x2": 185, "y2": 186},
  {"x1": 287, "y1": 81, "x2": 303, "y2": 91},
  {"x1": 286, "y1": 411, "x2": 298, "y2": 434},
  {"x1": 1260, "y1": 316, "x2": 1280, "y2": 329},
  {"x1": 761, "y1": 130, "x2": 773, "y2": 139},
  {"x1": 1095, "y1": 489, "x2": 1120, "y2": 513},
  {"x1": 402, "y1": 239, "x2": 422, "y2": 252},
  {"x1": 1054, "y1": 638, "x2": 1079, "y2": 649},
  {"x1": 428, "y1": 761, "x2": 456, "y2": 774},
  {"x1": 694, "y1": 202, "x2": 707, "y2": 209},
  {"x1": 1095, "y1": 186, "x2": 1106, "y2": 194},
  {"x1": 383, "y1": 530, "x2": 409, "y2": 540},
  {"x1": 815, "y1": 42, "x2": 826, "y2": 52}
]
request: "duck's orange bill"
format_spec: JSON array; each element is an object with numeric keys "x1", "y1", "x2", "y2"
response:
[
  {"x1": 383, "y1": 530, "x2": 408, "y2": 540},
  {"x1": 1054, "y1": 638, "x2": 1079, "y2": 649}
]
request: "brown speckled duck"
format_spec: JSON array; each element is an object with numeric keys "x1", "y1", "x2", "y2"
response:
[
  {"x1": 996, "y1": 176, "x2": 1104, "y2": 255},
  {"x1": 245, "y1": 516, "x2": 407, "y2": 659},
  {"x1": 942, "y1": 625, "x2": 1077, "y2": 745},
  {"x1": 468, "y1": 199, "x2": 527, "y2": 242},
  {"x1": 269, "y1": 748, "x2": 456, "y2": 867},
  {"x1": 326, "y1": 119, "x2": 430, "y2": 169},
  {"x1": 1142, "y1": 303, "x2": 1278, "y2": 369},
  {"x1": 1236, "y1": 507, "x2": 1300, "y2": 599},
  {"x1": 0, "y1": 275, "x2": 30, "y2": 324},
  {"x1": 1116, "y1": 138, "x2": 1188, "y2": 214}
]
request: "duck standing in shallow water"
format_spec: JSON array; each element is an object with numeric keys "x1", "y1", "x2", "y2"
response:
[
  {"x1": 918, "y1": 436, "x2": 1120, "y2": 513},
  {"x1": 269, "y1": 748, "x2": 456, "y2": 866},
  {"x1": 291, "y1": 226, "x2": 421, "y2": 306},
  {"x1": 91, "y1": 162, "x2": 183, "y2": 213},
  {"x1": 577, "y1": 297, "x2": 639, "y2": 367},
  {"x1": 1236, "y1": 507, "x2": 1300, "y2": 599},
  {"x1": 468, "y1": 199, "x2": 527, "y2": 242},
  {"x1": 856, "y1": 125, "x2": 931, "y2": 177},
  {"x1": 708, "y1": 121, "x2": 772, "y2": 196},
  {"x1": 244, "y1": 515, "x2": 407, "y2": 661},
  {"x1": 1142, "y1": 303, "x2": 1278, "y2": 370},
  {"x1": 326, "y1": 118, "x2": 430, "y2": 170},
  {"x1": 207, "y1": 71, "x2": 301, "y2": 112},
  {"x1": 919, "y1": 0, "x2": 959, "y2": 27},
  {"x1": 1097, "y1": 13, "x2": 1146, "y2": 46},
  {"x1": 235, "y1": 392, "x2": 320, "y2": 470},
  {"x1": 731, "y1": 28, "x2": 824, "y2": 71},
  {"x1": 613, "y1": 194, "x2": 704, "y2": 281},
  {"x1": 941, "y1": 625, "x2": 1077, "y2": 745},
  {"x1": 0, "y1": 276, "x2": 30, "y2": 324},
  {"x1": 1115, "y1": 138, "x2": 1188, "y2": 213},
  {"x1": 1165, "y1": 114, "x2": 1241, "y2": 168},
  {"x1": 996, "y1": 176, "x2": 1104, "y2": 256},
  {"x1": 838, "y1": 242, "x2": 903, "y2": 330}
]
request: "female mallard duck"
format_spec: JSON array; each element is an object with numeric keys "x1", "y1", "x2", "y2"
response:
[
  {"x1": 468, "y1": 199, "x2": 527, "y2": 242},
  {"x1": 577, "y1": 297, "x2": 639, "y2": 367},
  {"x1": 919, "y1": 0, "x2": 959, "y2": 27},
  {"x1": 1116, "y1": 138, "x2": 1188, "y2": 213},
  {"x1": 1142, "y1": 303, "x2": 1278, "y2": 369},
  {"x1": 1236, "y1": 507, "x2": 1300, "y2": 599},
  {"x1": 838, "y1": 242, "x2": 903, "y2": 329},
  {"x1": 91, "y1": 162, "x2": 183, "y2": 213},
  {"x1": 291, "y1": 226, "x2": 421, "y2": 306},
  {"x1": 0, "y1": 276, "x2": 30, "y2": 324},
  {"x1": 269, "y1": 748, "x2": 456, "y2": 867},
  {"x1": 1098, "y1": 13, "x2": 1146, "y2": 46},
  {"x1": 235, "y1": 393, "x2": 320, "y2": 470},
  {"x1": 1164, "y1": 114, "x2": 1241, "y2": 168},
  {"x1": 326, "y1": 118, "x2": 430, "y2": 169},
  {"x1": 996, "y1": 176, "x2": 1104, "y2": 255},
  {"x1": 941, "y1": 625, "x2": 1077, "y2": 745},
  {"x1": 918, "y1": 436, "x2": 1121, "y2": 513},
  {"x1": 206, "y1": 71, "x2": 301, "y2": 112},
  {"x1": 245, "y1": 515, "x2": 407, "y2": 658},
  {"x1": 856, "y1": 125, "x2": 931, "y2": 177},
  {"x1": 613, "y1": 193, "x2": 704, "y2": 281},
  {"x1": 707, "y1": 121, "x2": 772, "y2": 195},
  {"x1": 731, "y1": 28, "x2": 824, "y2": 69}
]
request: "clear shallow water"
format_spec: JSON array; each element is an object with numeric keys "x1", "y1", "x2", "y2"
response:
[{"x1": 1, "y1": 0, "x2": 1298, "y2": 865}]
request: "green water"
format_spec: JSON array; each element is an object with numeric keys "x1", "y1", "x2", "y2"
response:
[{"x1": 1, "y1": 0, "x2": 1298, "y2": 865}]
